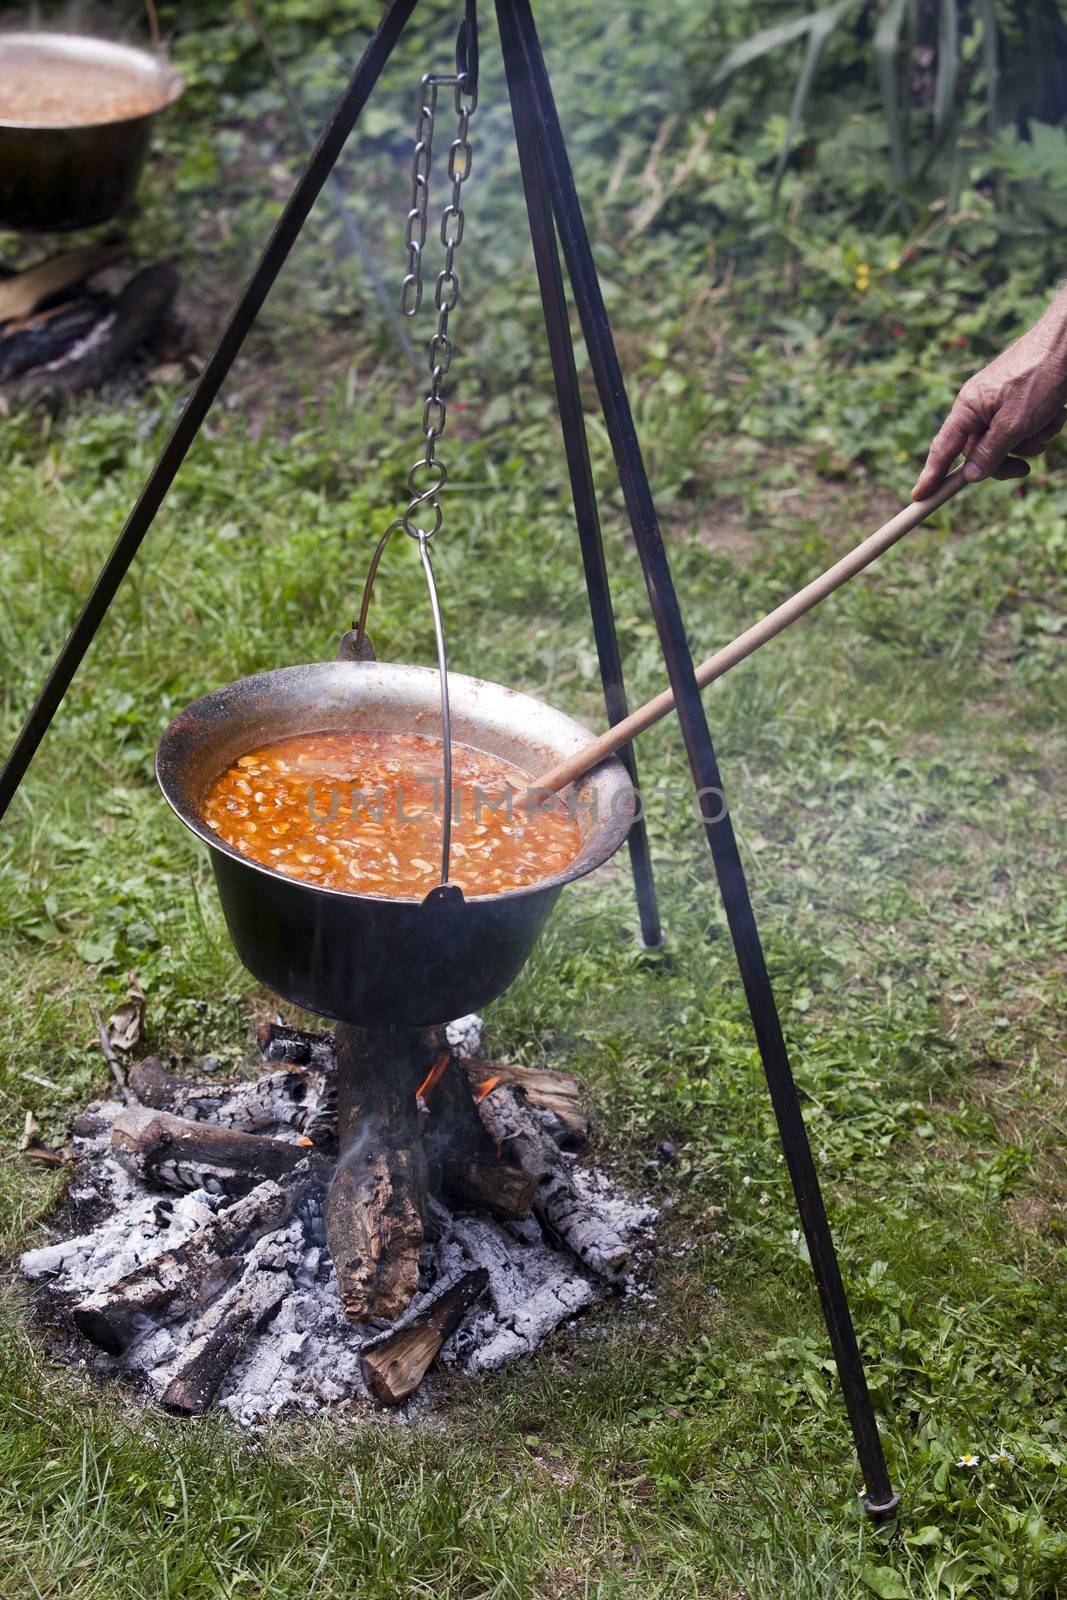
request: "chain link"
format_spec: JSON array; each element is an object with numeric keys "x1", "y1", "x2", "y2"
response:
[{"x1": 393, "y1": 70, "x2": 476, "y2": 542}]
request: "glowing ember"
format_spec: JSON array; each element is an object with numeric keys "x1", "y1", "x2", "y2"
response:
[{"x1": 473, "y1": 1076, "x2": 502, "y2": 1105}]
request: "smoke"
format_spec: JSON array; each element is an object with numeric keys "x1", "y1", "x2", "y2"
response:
[{"x1": 1, "y1": 0, "x2": 161, "y2": 49}]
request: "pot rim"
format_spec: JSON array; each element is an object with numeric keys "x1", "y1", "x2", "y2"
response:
[
  {"x1": 156, "y1": 660, "x2": 635, "y2": 910},
  {"x1": 0, "y1": 32, "x2": 186, "y2": 132}
]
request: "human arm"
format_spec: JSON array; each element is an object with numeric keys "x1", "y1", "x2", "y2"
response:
[{"x1": 912, "y1": 285, "x2": 1067, "y2": 500}]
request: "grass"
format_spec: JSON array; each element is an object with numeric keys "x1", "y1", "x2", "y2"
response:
[{"x1": 0, "y1": 1, "x2": 1065, "y2": 1594}]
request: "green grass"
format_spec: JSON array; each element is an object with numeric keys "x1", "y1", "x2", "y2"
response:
[{"x1": 0, "y1": 1, "x2": 1065, "y2": 1595}]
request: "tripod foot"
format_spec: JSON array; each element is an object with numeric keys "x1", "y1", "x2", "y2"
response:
[{"x1": 863, "y1": 1490, "x2": 902, "y2": 1521}]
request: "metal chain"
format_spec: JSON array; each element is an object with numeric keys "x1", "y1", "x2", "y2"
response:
[
  {"x1": 351, "y1": 59, "x2": 478, "y2": 891},
  {"x1": 395, "y1": 69, "x2": 477, "y2": 542}
]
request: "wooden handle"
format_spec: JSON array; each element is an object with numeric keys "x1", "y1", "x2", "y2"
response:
[{"x1": 537, "y1": 469, "x2": 969, "y2": 794}]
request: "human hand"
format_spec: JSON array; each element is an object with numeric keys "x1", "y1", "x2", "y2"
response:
[{"x1": 912, "y1": 309, "x2": 1067, "y2": 501}]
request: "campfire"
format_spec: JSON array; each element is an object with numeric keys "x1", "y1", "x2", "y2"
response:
[
  {"x1": 0, "y1": 245, "x2": 184, "y2": 407},
  {"x1": 21, "y1": 1014, "x2": 655, "y2": 1421}
]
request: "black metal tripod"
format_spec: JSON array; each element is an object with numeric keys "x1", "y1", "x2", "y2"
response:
[{"x1": 0, "y1": 0, "x2": 899, "y2": 1516}]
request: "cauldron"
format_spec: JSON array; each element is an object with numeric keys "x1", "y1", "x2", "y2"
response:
[
  {"x1": 156, "y1": 660, "x2": 633, "y2": 1026},
  {"x1": 0, "y1": 33, "x2": 185, "y2": 232}
]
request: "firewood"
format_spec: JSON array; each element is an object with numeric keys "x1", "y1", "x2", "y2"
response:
[
  {"x1": 360, "y1": 1268, "x2": 489, "y2": 1405},
  {"x1": 129, "y1": 1056, "x2": 333, "y2": 1141},
  {"x1": 256, "y1": 1021, "x2": 337, "y2": 1072},
  {"x1": 5, "y1": 265, "x2": 178, "y2": 406},
  {"x1": 325, "y1": 1025, "x2": 434, "y2": 1324},
  {"x1": 463, "y1": 1060, "x2": 589, "y2": 1146},
  {"x1": 474, "y1": 1085, "x2": 631, "y2": 1280},
  {"x1": 442, "y1": 1156, "x2": 537, "y2": 1220},
  {"x1": 160, "y1": 1243, "x2": 292, "y2": 1415},
  {"x1": 0, "y1": 298, "x2": 102, "y2": 382},
  {"x1": 72, "y1": 1166, "x2": 322, "y2": 1354},
  {"x1": 0, "y1": 243, "x2": 127, "y2": 324},
  {"x1": 111, "y1": 1105, "x2": 314, "y2": 1196}
]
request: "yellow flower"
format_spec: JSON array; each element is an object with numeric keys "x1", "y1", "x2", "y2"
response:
[{"x1": 888, "y1": 257, "x2": 900, "y2": 271}]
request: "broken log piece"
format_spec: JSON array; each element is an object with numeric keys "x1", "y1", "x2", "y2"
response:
[
  {"x1": 443, "y1": 1156, "x2": 538, "y2": 1221},
  {"x1": 464, "y1": 1060, "x2": 590, "y2": 1147},
  {"x1": 72, "y1": 1169, "x2": 317, "y2": 1354},
  {"x1": 5, "y1": 265, "x2": 178, "y2": 406},
  {"x1": 325, "y1": 1025, "x2": 435, "y2": 1324},
  {"x1": 415, "y1": 1051, "x2": 533, "y2": 1216},
  {"x1": 111, "y1": 1105, "x2": 314, "y2": 1196},
  {"x1": 129, "y1": 1056, "x2": 333, "y2": 1141},
  {"x1": 360, "y1": 1268, "x2": 489, "y2": 1406},
  {"x1": 0, "y1": 297, "x2": 102, "y2": 382},
  {"x1": 474, "y1": 1085, "x2": 631, "y2": 1281},
  {"x1": 448, "y1": 1215, "x2": 600, "y2": 1373},
  {"x1": 160, "y1": 1234, "x2": 295, "y2": 1415},
  {"x1": 256, "y1": 1021, "x2": 336, "y2": 1073}
]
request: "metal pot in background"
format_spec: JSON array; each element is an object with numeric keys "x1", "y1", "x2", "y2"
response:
[
  {"x1": 156, "y1": 661, "x2": 635, "y2": 1028},
  {"x1": 0, "y1": 33, "x2": 185, "y2": 232}
]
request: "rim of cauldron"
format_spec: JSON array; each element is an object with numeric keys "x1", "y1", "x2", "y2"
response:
[
  {"x1": 0, "y1": 32, "x2": 186, "y2": 133},
  {"x1": 156, "y1": 660, "x2": 635, "y2": 909}
]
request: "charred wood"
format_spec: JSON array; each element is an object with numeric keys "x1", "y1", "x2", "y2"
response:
[
  {"x1": 129, "y1": 1056, "x2": 333, "y2": 1142},
  {"x1": 325, "y1": 1025, "x2": 434, "y2": 1324},
  {"x1": 443, "y1": 1156, "x2": 537, "y2": 1221},
  {"x1": 71, "y1": 1167, "x2": 322, "y2": 1354},
  {"x1": 0, "y1": 298, "x2": 102, "y2": 382},
  {"x1": 256, "y1": 1021, "x2": 336, "y2": 1072},
  {"x1": 5, "y1": 265, "x2": 178, "y2": 406},
  {"x1": 474, "y1": 1085, "x2": 630, "y2": 1280},
  {"x1": 111, "y1": 1105, "x2": 314, "y2": 1196},
  {"x1": 463, "y1": 1060, "x2": 589, "y2": 1147},
  {"x1": 160, "y1": 1239, "x2": 293, "y2": 1415},
  {"x1": 360, "y1": 1268, "x2": 489, "y2": 1405}
]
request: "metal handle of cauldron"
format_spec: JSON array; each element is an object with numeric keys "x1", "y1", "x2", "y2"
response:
[{"x1": 348, "y1": 45, "x2": 478, "y2": 889}]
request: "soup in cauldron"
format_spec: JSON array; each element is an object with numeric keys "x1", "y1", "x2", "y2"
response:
[{"x1": 201, "y1": 729, "x2": 580, "y2": 898}]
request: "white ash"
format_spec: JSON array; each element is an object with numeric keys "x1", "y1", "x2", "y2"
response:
[
  {"x1": 21, "y1": 1066, "x2": 656, "y2": 1426},
  {"x1": 445, "y1": 1013, "x2": 484, "y2": 1059}
]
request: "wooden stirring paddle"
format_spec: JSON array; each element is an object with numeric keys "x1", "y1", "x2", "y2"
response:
[{"x1": 536, "y1": 469, "x2": 969, "y2": 795}]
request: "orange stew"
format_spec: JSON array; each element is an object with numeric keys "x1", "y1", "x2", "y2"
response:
[{"x1": 202, "y1": 730, "x2": 581, "y2": 899}]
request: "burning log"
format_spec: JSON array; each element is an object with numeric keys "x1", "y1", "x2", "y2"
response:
[
  {"x1": 71, "y1": 1167, "x2": 320, "y2": 1354},
  {"x1": 360, "y1": 1268, "x2": 489, "y2": 1406},
  {"x1": 129, "y1": 1056, "x2": 333, "y2": 1141},
  {"x1": 324, "y1": 1025, "x2": 433, "y2": 1324},
  {"x1": 463, "y1": 1060, "x2": 589, "y2": 1147},
  {"x1": 160, "y1": 1235, "x2": 294, "y2": 1415},
  {"x1": 418, "y1": 1051, "x2": 537, "y2": 1220},
  {"x1": 111, "y1": 1105, "x2": 313, "y2": 1196},
  {"x1": 474, "y1": 1084, "x2": 631, "y2": 1280}
]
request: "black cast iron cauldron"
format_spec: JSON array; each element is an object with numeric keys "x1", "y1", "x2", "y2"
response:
[
  {"x1": 0, "y1": 34, "x2": 185, "y2": 232},
  {"x1": 156, "y1": 661, "x2": 634, "y2": 1027}
]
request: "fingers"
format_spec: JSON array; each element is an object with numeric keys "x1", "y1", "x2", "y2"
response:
[
  {"x1": 1012, "y1": 408, "x2": 1067, "y2": 457},
  {"x1": 992, "y1": 456, "x2": 1030, "y2": 481},
  {"x1": 912, "y1": 409, "x2": 973, "y2": 500},
  {"x1": 961, "y1": 413, "x2": 1019, "y2": 481}
]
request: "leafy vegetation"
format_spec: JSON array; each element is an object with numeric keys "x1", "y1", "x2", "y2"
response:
[{"x1": 0, "y1": 0, "x2": 1064, "y2": 1595}]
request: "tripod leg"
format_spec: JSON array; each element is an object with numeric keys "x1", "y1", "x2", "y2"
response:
[
  {"x1": 496, "y1": 0, "x2": 899, "y2": 1517},
  {"x1": 0, "y1": 0, "x2": 420, "y2": 822},
  {"x1": 502, "y1": 64, "x2": 662, "y2": 947}
]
